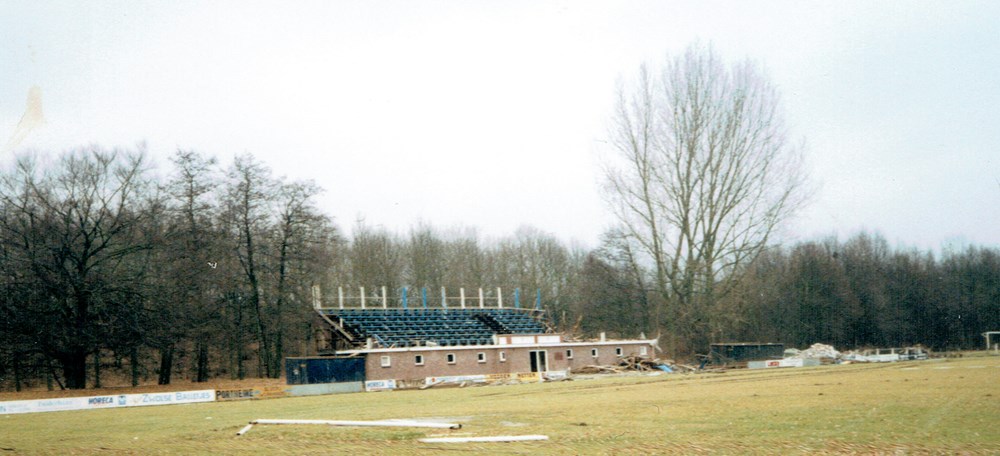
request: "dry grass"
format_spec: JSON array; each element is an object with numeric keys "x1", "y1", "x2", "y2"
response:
[{"x1": 1, "y1": 355, "x2": 998, "y2": 455}]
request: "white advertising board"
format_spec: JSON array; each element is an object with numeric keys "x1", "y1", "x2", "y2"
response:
[
  {"x1": 0, "y1": 390, "x2": 216, "y2": 415},
  {"x1": 364, "y1": 379, "x2": 397, "y2": 392},
  {"x1": 116, "y1": 390, "x2": 216, "y2": 407},
  {"x1": 425, "y1": 374, "x2": 487, "y2": 385}
]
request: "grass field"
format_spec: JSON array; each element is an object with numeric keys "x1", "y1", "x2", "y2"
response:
[{"x1": 2, "y1": 355, "x2": 998, "y2": 455}]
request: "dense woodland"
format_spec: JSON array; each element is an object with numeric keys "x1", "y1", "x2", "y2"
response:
[{"x1": 0, "y1": 147, "x2": 997, "y2": 391}]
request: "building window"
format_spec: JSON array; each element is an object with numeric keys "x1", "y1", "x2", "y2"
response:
[
  {"x1": 477, "y1": 352, "x2": 486, "y2": 363},
  {"x1": 566, "y1": 349, "x2": 574, "y2": 359},
  {"x1": 415, "y1": 355, "x2": 424, "y2": 366},
  {"x1": 499, "y1": 351, "x2": 507, "y2": 362},
  {"x1": 616, "y1": 347, "x2": 623, "y2": 357},
  {"x1": 640, "y1": 346, "x2": 648, "y2": 356},
  {"x1": 447, "y1": 353, "x2": 456, "y2": 364},
  {"x1": 591, "y1": 348, "x2": 599, "y2": 358},
  {"x1": 380, "y1": 356, "x2": 391, "y2": 367}
]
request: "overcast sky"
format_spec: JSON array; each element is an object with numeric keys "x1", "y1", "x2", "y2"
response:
[{"x1": 2, "y1": 1, "x2": 999, "y2": 251}]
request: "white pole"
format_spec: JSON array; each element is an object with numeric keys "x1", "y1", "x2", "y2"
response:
[
  {"x1": 460, "y1": 288, "x2": 466, "y2": 309},
  {"x1": 360, "y1": 286, "x2": 366, "y2": 309},
  {"x1": 382, "y1": 286, "x2": 388, "y2": 309},
  {"x1": 241, "y1": 419, "x2": 461, "y2": 432},
  {"x1": 312, "y1": 285, "x2": 321, "y2": 310},
  {"x1": 441, "y1": 287, "x2": 447, "y2": 308},
  {"x1": 497, "y1": 287, "x2": 503, "y2": 308},
  {"x1": 338, "y1": 286, "x2": 344, "y2": 309},
  {"x1": 478, "y1": 288, "x2": 485, "y2": 308}
]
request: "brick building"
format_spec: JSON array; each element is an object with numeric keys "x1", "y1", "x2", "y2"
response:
[{"x1": 291, "y1": 289, "x2": 656, "y2": 386}]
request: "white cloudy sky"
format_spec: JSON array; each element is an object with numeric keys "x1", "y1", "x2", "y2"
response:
[{"x1": 2, "y1": 1, "x2": 999, "y2": 250}]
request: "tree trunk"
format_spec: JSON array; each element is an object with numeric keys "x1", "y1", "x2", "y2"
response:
[
  {"x1": 235, "y1": 296, "x2": 246, "y2": 380},
  {"x1": 195, "y1": 341, "x2": 209, "y2": 382},
  {"x1": 93, "y1": 349, "x2": 101, "y2": 389},
  {"x1": 252, "y1": 293, "x2": 270, "y2": 378},
  {"x1": 13, "y1": 352, "x2": 22, "y2": 392},
  {"x1": 158, "y1": 345, "x2": 174, "y2": 385},
  {"x1": 60, "y1": 351, "x2": 88, "y2": 390},
  {"x1": 130, "y1": 346, "x2": 140, "y2": 387},
  {"x1": 46, "y1": 365, "x2": 54, "y2": 391}
]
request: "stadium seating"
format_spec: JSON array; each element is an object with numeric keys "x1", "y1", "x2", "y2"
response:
[{"x1": 320, "y1": 308, "x2": 549, "y2": 348}]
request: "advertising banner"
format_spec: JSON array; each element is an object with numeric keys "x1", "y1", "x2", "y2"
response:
[
  {"x1": 116, "y1": 390, "x2": 215, "y2": 407},
  {"x1": 216, "y1": 388, "x2": 261, "y2": 401},
  {"x1": 364, "y1": 379, "x2": 397, "y2": 392},
  {"x1": 0, "y1": 389, "x2": 215, "y2": 415}
]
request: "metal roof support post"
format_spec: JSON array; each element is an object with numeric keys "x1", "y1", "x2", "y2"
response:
[
  {"x1": 402, "y1": 287, "x2": 408, "y2": 309},
  {"x1": 382, "y1": 286, "x2": 388, "y2": 309},
  {"x1": 497, "y1": 288, "x2": 503, "y2": 309},
  {"x1": 478, "y1": 288, "x2": 485, "y2": 308},
  {"x1": 360, "y1": 286, "x2": 366, "y2": 309},
  {"x1": 338, "y1": 286, "x2": 344, "y2": 309},
  {"x1": 421, "y1": 287, "x2": 428, "y2": 309},
  {"x1": 441, "y1": 287, "x2": 447, "y2": 309},
  {"x1": 460, "y1": 288, "x2": 466, "y2": 309}
]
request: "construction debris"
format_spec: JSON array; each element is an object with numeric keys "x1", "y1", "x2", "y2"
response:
[
  {"x1": 572, "y1": 356, "x2": 697, "y2": 375},
  {"x1": 842, "y1": 346, "x2": 930, "y2": 363},
  {"x1": 797, "y1": 343, "x2": 841, "y2": 360}
]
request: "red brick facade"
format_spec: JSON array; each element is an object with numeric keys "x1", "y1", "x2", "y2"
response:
[{"x1": 358, "y1": 341, "x2": 654, "y2": 381}]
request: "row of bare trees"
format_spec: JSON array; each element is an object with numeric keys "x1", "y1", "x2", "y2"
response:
[
  {"x1": 0, "y1": 147, "x2": 337, "y2": 389},
  {"x1": 577, "y1": 231, "x2": 1000, "y2": 353},
  {"x1": 332, "y1": 223, "x2": 583, "y2": 327}
]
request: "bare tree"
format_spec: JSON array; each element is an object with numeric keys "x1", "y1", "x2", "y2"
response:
[
  {"x1": 603, "y1": 43, "x2": 809, "y2": 353},
  {"x1": 351, "y1": 222, "x2": 403, "y2": 292},
  {"x1": 268, "y1": 179, "x2": 328, "y2": 377},
  {"x1": 222, "y1": 154, "x2": 276, "y2": 378},
  {"x1": 405, "y1": 223, "x2": 446, "y2": 289},
  {"x1": 0, "y1": 147, "x2": 155, "y2": 389},
  {"x1": 161, "y1": 150, "x2": 221, "y2": 383}
]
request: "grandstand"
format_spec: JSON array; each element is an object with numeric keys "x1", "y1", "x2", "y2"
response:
[
  {"x1": 319, "y1": 308, "x2": 549, "y2": 349},
  {"x1": 297, "y1": 286, "x2": 656, "y2": 387}
]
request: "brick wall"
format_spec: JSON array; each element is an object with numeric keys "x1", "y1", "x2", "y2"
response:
[{"x1": 364, "y1": 342, "x2": 653, "y2": 381}]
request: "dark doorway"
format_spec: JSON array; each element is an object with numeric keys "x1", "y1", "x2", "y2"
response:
[{"x1": 529, "y1": 350, "x2": 547, "y2": 373}]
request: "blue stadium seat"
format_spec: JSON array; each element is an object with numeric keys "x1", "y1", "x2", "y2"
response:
[{"x1": 326, "y1": 308, "x2": 548, "y2": 348}]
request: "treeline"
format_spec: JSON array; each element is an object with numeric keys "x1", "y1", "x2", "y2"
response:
[
  {"x1": 0, "y1": 147, "x2": 337, "y2": 389},
  {"x1": 578, "y1": 232, "x2": 1000, "y2": 353},
  {"x1": 1, "y1": 147, "x2": 998, "y2": 391}
]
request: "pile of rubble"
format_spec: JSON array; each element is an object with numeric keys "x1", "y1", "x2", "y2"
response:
[{"x1": 573, "y1": 356, "x2": 701, "y2": 375}]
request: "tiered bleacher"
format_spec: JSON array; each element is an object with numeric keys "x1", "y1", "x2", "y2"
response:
[{"x1": 320, "y1": 308, "x2": 548, "y2": 348}]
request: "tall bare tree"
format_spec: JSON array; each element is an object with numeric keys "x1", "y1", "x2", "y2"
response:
[
  {"x1": 222, "y1": 154, "x2": 276, "y2": 378},
  {"x1": 603, "y1": 43, "x2": 809, "y2": 353},
  {"x1": 161, "y1": 150, "x2": 221, "y2": 383},
  {"x1": 0, "y1": 147, "x2": 155, "y2": 389},
  {"x1": 268, "y1": 179, "x2": 328, "y2": 377}
]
